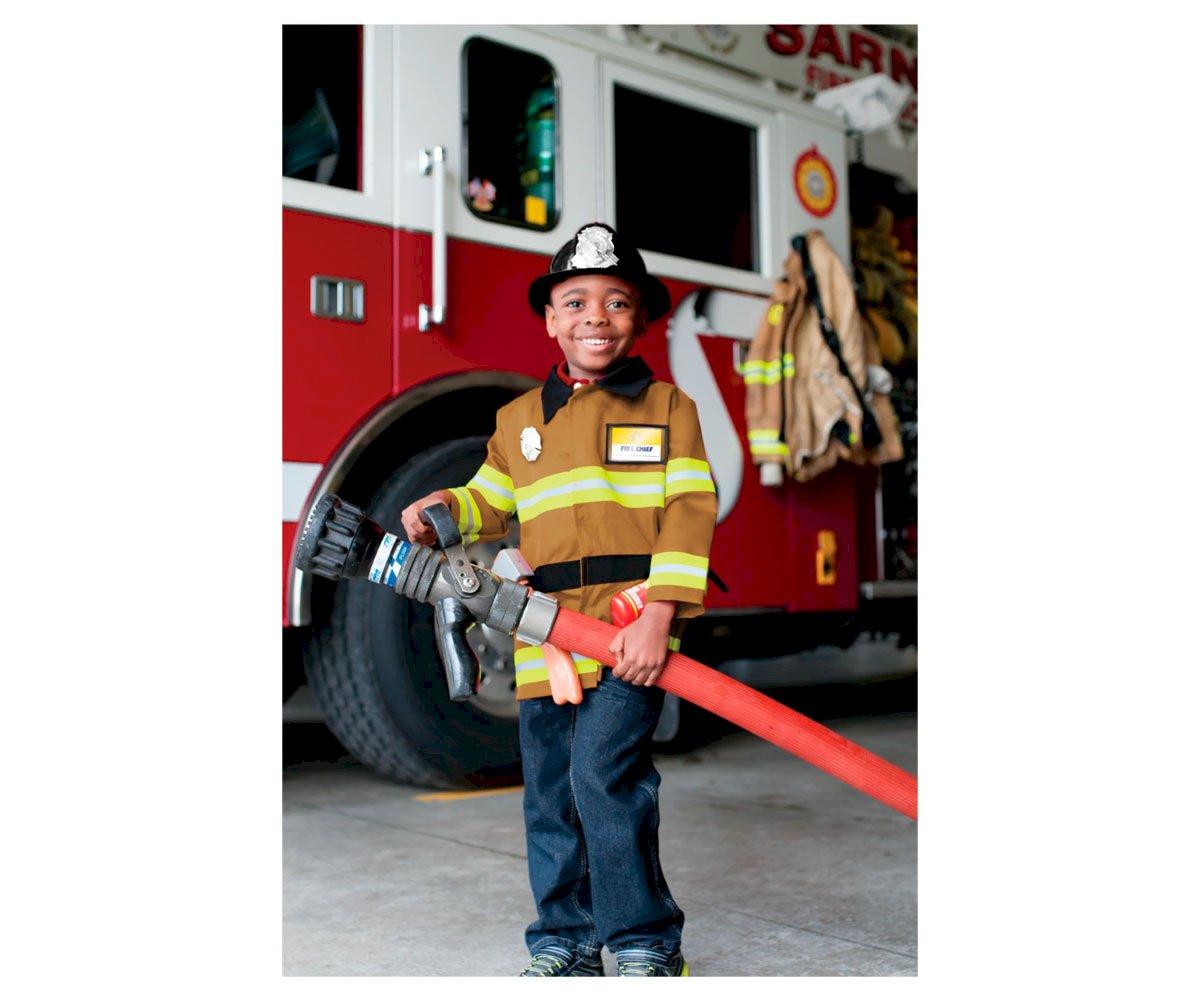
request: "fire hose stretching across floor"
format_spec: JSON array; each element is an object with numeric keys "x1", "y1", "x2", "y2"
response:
[{"x1": 296, "y1": 494, "x2": 917, "y2": 821}]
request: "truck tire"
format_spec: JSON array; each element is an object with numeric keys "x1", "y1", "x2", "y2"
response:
[{"x1": 302, "y1": 437, "x2": 522, "y2": 789}]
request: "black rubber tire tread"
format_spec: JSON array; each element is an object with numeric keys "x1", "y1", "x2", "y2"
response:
[{"x1": 302, "y1": 437, "x2": 521, "y2": 789}]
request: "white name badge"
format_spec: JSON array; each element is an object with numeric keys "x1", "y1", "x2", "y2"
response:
[{"x1": 606, "y1": 424, "x2": 667, "y2": 464}]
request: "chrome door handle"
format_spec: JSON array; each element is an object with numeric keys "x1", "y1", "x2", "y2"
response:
[{"x1": 418, "y1": 145, "x2": 447, "y2": 331}]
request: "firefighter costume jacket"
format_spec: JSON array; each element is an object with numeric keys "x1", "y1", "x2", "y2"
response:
[
  {"x1": 445, "y1": 355, "x2": 718, "y2": 701},
  {"x1": 743, "y1": 230, "x2": 903, "y2": 483}
]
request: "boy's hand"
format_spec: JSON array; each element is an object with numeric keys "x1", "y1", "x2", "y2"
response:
[
  {"x1": 608, "y1": 601, "x2": 677, "y2": 686},
  {"x1": 400, "y1": 490, "x2": 453, "y2": 546}
]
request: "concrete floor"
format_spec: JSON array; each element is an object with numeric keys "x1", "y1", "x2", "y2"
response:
[{"x1": 283, "y1": 690, "x2": 916, "y2": 977}]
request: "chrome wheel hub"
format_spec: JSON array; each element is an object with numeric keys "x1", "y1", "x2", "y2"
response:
[{"x1": 461, "y1": 527, "x2": 522, "y2": 720}]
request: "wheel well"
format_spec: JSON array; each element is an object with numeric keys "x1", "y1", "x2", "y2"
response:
[
  {"x1": 302, "y1": 380, "x2": 529, "y2": 628},
  {"x1": 335, "y1": 383, "x2": 524, "y2": 508}
]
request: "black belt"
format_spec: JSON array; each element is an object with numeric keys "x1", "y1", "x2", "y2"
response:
[
  {"x1": 527, "y1": 554, "x2": 730, "y2": 594},
  {"x1": 527, "y1": 554, "x2": 651, "y2": 593}
]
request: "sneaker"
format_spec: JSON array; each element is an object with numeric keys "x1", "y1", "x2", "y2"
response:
[
  {"x1": 615, "y1": 947, "x2": 690, "y2": 976},
  {"x1": 520, "y1": 944, "x2": 605, "y2": 977}
]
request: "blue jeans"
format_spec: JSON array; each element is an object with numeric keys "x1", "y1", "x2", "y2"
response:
[{"x1": 519, "y1": 669, "x2": 684, "y2": 959}]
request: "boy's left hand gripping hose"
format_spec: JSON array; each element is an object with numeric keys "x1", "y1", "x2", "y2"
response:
[{"x1": 295, "y1": 495, "x2": 917, "y2": 820}]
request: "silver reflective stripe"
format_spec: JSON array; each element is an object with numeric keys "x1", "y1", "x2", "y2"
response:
[
  {"x1": 649, "y1": 563, "x2": 708, "y2": 579},
  {"x1": 516, "y1": 652, "x2": 598, "y2": 675},
  {"x1": 455, "y1": 488, "x2": 478, "y2": 537},
  {"x1": 515, "y1": 656, "x2": 545, "y2": 675},
  {"x1": 470, "y1": 470, "x2": 514, "y2": 499},
  {"x1": 665, "y1": 470, "x2": 712, "y2": 484},
  {"x1": 283, "y1": 462, "x2": 323, "y2": 521},
  {"x1": 517, "y1": 477, "x2": 663, "y2": 511}
]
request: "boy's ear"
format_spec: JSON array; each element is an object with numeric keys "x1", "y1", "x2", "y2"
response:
[{"x1": 545, "y1": 305, "x2": 557, "y2": 338}]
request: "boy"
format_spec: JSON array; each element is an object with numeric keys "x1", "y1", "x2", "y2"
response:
[{"x1": 401, "y1": 223, "x2": 717, "y2": 976}]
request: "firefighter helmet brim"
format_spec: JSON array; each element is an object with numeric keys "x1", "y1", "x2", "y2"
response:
[{"x1": 528, "y1": 222, "x2": 672, "y2": 322}]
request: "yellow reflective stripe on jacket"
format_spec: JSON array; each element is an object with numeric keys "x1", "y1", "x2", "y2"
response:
[
  {"x1": 515, "y1": 466, "x2": 665, "y2": 523},
  {"x1": 647, "y1": 550, "x2": 709, "y2": 591},
  {"x1": 748, "y1": 429, "x2": 789, "y2": 457},
  {"x1": 447, "y1": 487, "x2": 483, "y2": 544},
  {"x1": 514, "y1": 645, "x2": 602, "y2": 687},
  {"x1": 466, "y1": 463, "x2": 516, "y2": 514},
  {"x1": 514, "y1": 639, "x2": 680, "y2": 689},
  {"x1": 741, "y1": 353, "x2": 795, "y2": 386},
  {"x1": 664, "y1": 457, "x2": 716, "y2": 497}
]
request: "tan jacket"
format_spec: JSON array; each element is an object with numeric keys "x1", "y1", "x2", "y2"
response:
[
  {"x1": 446, "y1": 355, "x2": 718, "y2": 700},
  {"x1": 743, "y1": 230, "x2": 903, "y2": 483}
]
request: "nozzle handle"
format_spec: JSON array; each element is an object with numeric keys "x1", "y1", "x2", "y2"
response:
[
  {"x1": 419, "y1": 501, "x2": 480, "y2": 596},
  {"x1": 418, "y1": 502, "x2": 461, "y2": 549},
  {"x1": 433, "y1": 597, "x2": 480, "y2": 701}
]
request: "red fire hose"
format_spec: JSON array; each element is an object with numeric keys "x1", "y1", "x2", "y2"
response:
[{"x1": 548, "y1": 607, "x2": 918, "y2": 820}]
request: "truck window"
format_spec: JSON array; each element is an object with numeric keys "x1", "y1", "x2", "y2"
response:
[
  {"x1": 462, "y1": 37, "x2": 560, "y2": 231},
  {"x1": 282, "y1": 25, "x2": 362, "y2": 191},
  {"x1": 614, "y1": 84, "x2": 758, "y2": 272}
]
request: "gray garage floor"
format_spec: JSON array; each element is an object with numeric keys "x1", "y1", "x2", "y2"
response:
[{"x1": 283, "y1": 676, "x2": 916, "y2": 977}]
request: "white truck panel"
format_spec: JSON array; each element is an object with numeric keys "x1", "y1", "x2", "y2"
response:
[
  {"x1": 780, "y1": 112, "x2": 852, "y2": 268},
  {"x1": 283, "y1": 25, "x2": 854, "y2": 277},
  {"x1": 391, "y1": 26, "x2": 598, "y2": 259}
]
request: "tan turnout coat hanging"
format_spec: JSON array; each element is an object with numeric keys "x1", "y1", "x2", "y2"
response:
[{"x1": 743, "y1": 230, "x2": 903, "y2": 483}]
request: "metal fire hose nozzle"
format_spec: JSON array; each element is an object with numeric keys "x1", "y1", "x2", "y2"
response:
[{"x1": 293, "y1": 494, "x2": 559, "y2": 699}]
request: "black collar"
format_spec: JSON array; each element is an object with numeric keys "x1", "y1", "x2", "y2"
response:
[{"x1": 540, "y1": 354, "x2": 654, "y2": 424}]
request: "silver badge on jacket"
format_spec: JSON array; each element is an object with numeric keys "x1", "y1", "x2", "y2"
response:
[{"x1": 520, "y1": 426, "x2": 542, "y2": 462}]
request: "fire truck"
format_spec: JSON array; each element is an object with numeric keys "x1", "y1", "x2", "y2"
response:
[{"x1": 283, "y1": 25, "x2": 917, "y2": 788}]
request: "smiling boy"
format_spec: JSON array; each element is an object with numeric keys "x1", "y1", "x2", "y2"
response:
[{"x1": 401, "y1": 223, "x2": 717, "y2": 976}]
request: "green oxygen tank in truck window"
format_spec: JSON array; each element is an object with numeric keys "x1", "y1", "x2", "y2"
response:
[{"x1": 519, "y1": 86, "x2": 555, "y2": 227}]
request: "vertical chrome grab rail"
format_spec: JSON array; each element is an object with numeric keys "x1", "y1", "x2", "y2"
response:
[{"x1": 418, "y1": 145, "x2": 447, "y2": 331}]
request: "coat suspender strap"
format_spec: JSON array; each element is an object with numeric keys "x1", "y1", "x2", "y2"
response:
[{"x1": 792, "y1": 234, "x2": 883, "y2": 449}]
